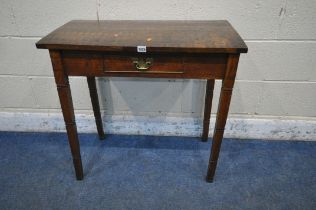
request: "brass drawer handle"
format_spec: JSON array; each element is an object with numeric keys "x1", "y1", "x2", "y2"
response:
[{"x1": 132, "y1": 58, "x2": 153, "y2": 71}]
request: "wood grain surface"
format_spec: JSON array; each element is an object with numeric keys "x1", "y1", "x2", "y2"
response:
[{"x1": 36, "y1": 20, "x2": 248, "y2": 53}]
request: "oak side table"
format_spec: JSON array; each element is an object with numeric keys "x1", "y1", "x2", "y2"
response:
[{"x1": 36, "y1": 20, "x2": 248, "y2": 182}]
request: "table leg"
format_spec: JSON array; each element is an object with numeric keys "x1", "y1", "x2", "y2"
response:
[
  {"x1": 202, "y1": 79, "x2": 215, "y2": 142},
  {"x1": 49, "y1": 50, "x2": 84, "y2": 180},
  {"x1": 206, "y1": 54, "x2": 240, "y2": 182},
  {"x1": 87, "y1": 76, "x2": 105, "y2": 140}
]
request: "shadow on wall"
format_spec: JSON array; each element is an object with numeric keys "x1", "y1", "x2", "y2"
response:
[
  {"x1": 92, "y1": 75, "x2": 266, "y2": 127},
  {"x1": 95, "y1": 77, "x2": 207, "y2": 119}
]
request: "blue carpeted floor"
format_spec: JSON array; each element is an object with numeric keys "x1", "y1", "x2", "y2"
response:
[{"x1": 0, "y1": 132, "x2": 315, "y2": 209}]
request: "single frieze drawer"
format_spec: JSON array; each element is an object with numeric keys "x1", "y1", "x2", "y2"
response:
[
  {"x1": 63, "y1": 51, "x2": 227, "y2": 79},
  {"x1": 103, "y1": 55, "x2": 185, "y2": 74}
]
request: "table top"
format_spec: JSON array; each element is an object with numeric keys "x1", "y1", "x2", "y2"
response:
[{"x1": 36, "y1": 20, "x2": 248, "y2": 54}]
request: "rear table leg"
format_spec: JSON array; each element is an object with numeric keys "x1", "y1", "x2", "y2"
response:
[
  {"x1": 202, "y1": 79, "x2": 215, "y2": 142},
  {"x1": 87, "y1": 76, "x2": 105, "y2": 140}
]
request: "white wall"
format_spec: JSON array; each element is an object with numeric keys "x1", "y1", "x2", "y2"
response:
[{"x1": 0, "y1": 0, "x2": 316, "y2": 139}]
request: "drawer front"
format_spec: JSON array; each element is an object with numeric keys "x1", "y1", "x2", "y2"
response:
[
  {"x1": 104, "y1": 55, "x2": 184, "y2": 74},
  {"x1": 184, "y1": 55, "x2": 227, "y2": 79},
  {"x1": 63, "y1": 52, "x2": 103, "y2": 76},
  {"x1": 62, "y1": 51, "x2": 227, "y2": 79}
]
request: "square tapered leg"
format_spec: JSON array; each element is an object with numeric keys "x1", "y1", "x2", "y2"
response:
[
  {"x1": 206, "y1": 54, "x2": 240, "y2": 182},
  {"x1": 50, "y1": 50, "x2": 84, "y2": 180},
  {"x1": 87, "y1": 76, "x2": 105, "y2": 140}
]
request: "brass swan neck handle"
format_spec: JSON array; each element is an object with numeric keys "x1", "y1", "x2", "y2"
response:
[{"x1": 132, "y1": 57, "x2": 153, "y2": 71}]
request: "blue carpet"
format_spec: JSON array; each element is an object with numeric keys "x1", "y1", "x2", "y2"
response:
[{"x1": 0, "y1": 132, "x2": 315, "y2": 209}]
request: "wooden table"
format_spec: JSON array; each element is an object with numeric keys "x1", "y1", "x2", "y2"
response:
[{"x1": 36, "y1": 20, "x2": 247, "y2": 182}]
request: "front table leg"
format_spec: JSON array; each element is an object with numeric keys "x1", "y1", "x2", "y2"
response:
[
  {"x1": 206, "y1": 54, "x2": 240, "y2": 182},
  {"x1": 49, "y1": 50, "x2": 84, "y2": 180}
]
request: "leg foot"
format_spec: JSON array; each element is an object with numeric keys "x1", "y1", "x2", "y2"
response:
[
  {"x1": 205, "y1": 176, "x2": 213, "y2": 183},
  {"x1": 73, "y1": 158, "x2": 84, "y2": 180},
  {"x1": 98, "y1": 133, "x2": 106, "y2": 140}
]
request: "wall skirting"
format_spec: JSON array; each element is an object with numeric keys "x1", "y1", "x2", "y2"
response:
[{"x1": 0, "y1": 112, "x2": 315, "y2": 141}]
